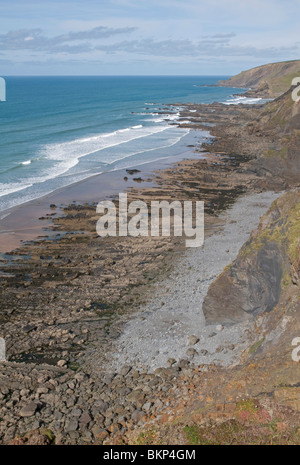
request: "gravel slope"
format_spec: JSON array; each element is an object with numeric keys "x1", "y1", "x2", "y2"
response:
[{"x1": 109, "y1": 191, "x2": 282, "y2": 372}]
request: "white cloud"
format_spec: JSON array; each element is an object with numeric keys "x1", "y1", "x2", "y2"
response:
[
  {"x1": 1, "y1": 0, "x2": 300, "y2": 74},
  {"x1": 0, "y1": 25, "x2": 137, "y2": 53}
]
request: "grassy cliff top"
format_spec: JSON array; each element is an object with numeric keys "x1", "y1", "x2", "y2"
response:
[{"x1": 218, "y1": 60, "x2": 300, "y2": 98}]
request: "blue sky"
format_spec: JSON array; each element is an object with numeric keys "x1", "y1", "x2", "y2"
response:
[{"x1": 0, "y1": 0, "x2": 300, "y2": 75}]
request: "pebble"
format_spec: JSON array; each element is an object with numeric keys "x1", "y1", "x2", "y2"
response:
[
  {"x1": 186, "y1": 348, "x2": 198, "y2": 358},
  {"x1": 19, "y1": 402, "x2": 38, "y2": 418},
  {"x1": 57, "y1": 360, "x2": 67, "y2": 367},
  {"x1": 167, "y1": 358, "x2": 176, "y2": 366},
  {"x1": 120, "y1": 366, "x2": 132, "y2": 377},
  {"x1": 65, "y1": 419, "x2": 78, "y2": 433},
  {"x1": 188, "y1": 335, "x2": 200, "y2": 345}
]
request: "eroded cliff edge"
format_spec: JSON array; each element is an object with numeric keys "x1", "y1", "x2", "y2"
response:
[
  {"x1": 203, "y1": 67, "x2": 300, "y2": 325},
  {"x1": 218, "y1": 59, "x2": 300, "y2": 98},
  {"x1": 203, "y1": 189, "x2": 300, "y2": 324}
]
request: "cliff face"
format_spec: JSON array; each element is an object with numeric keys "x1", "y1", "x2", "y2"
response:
[
  {"x1": 204, "y1": 61, "x2": 300, "y2": 326},
  {"x1": 249, "y1": 87, "x2": 300, "y2": 185},
  {"x1": 203, "y1": 190, "x2": 300, "y2": 325},
  {"x1": 218, "y1": 60, "x2": 300, "y2": 98}
]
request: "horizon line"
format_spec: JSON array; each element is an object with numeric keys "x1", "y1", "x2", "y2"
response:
[{"x1": 1, "y1": 74, "x2": 232, "y2": 78}]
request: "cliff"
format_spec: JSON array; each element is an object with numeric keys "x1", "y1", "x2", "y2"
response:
[
  {"x1": 122, "y1": 61, "x2": 300, "y2": 445},
  {"x1": 246, "y1": 86, "x2": 300, "y2": 185},
  {"x1": 218, "y1": 60, "x2": 300, "y2": 98},
  {"x1": 204, "y1": 61, "x2": 300, "y2": 324},
  {"x1": 203, "y1": 190, "x2": 300, "y2": 324}
]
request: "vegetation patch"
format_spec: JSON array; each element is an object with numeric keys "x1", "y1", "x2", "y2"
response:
[
  {"x1": 249, "y1": 338, "x2": 265, "y2": 354},
  {"x1": 239, "y1": 193, "x2": 300, "y2": 274},
  {"x1": 263, "y1": 146, "x2": 288, "y2": 159},
  {"x1": 183, "y1": 419, "x2": 300, "y2": 445},
  {"x1": 136, "y1": 428, "x2": 161, "y2": 445}
]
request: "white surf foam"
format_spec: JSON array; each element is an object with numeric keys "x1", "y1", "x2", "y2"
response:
[
  {"x1": 42, "y1": 125, "x2": 170, "y2": 166},
  {"x1": 102, "y1": 129, "x2": 190, "y2": 165},
  {"x1": 0, "y1": 125, "x2": 177, "y2": 202},
  {"x1": 0, "y1": 182, "x2": 33, "y2": 198},
  {"x1": 223, "y1": 96, "x2": 264, "y2": 105}
]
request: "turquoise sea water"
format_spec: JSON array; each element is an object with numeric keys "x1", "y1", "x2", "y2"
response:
[{"x1": 0, "y1": 76, "x2": 247, "y2": 213}]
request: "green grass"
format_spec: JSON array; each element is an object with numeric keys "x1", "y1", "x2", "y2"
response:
[
  {"x1": 249, "y1": 338, "x2": 265, "y2": 354},
  {"x1": 239, "y1": 194, "x2": 300, "y2": 269},
  {"x1": 68, "y1": 361, "x2": 80, "y2": 371},
  {"x1": 183, "y1": 418, "x2": 300, "y2": 445},
  {"x1": 40, "y1": 428, "x2": 55, "y2": 444},
  {"x1": 263, "y1": 146, "x2": 288, "y2": 159},
  {"x1": 136, "y1": 428, "x2": 160, "y2": 445}
]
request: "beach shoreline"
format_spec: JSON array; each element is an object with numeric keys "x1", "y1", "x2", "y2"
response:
[
  {"x1": 0, "y1": 93, "x2": 294, "y2": 445},
  {"x1": 0, "y1": 130, "x2": 207, "y2": 254}
]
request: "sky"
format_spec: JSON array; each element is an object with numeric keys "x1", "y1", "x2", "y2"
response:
[{"x1": 0, "y1": 0, "x2": 300, "y2": 75}]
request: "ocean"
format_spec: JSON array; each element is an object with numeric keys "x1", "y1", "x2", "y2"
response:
[{"x1": 0, "y1": 75, "x2": 256, "y2": 214}]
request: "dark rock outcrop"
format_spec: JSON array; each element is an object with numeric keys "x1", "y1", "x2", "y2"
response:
[{"x1": 203, "y1": 242, "x2": 283, "y2": 325}]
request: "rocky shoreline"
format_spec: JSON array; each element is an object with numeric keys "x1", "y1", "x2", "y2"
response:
[{"x1": 0, "y1": 77, "x2": 299, "y2": 444}]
